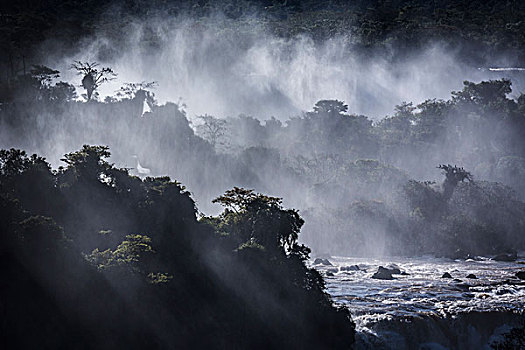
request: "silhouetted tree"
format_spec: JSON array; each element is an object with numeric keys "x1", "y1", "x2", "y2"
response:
[
  {"x1": 29, "y1": 65, "x2": 59, "y2": 89},
  {"x1": 71, "y1": 61, "x2": 116, "y2": 101},
  {"x1": 438, "y1": 164, "x2": 473, "y2": 200},
  {"x1": 313, "y1": 99, "x2": 348, "y2": 115},
  {"x1": 115, "y1": 81, "x2": 157, "y2": 107}
]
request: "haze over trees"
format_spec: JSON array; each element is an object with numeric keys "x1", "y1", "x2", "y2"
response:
[
  {"x1": 2, "y1": 67, "x2": 525, "y2": 258},
  {"x1": 2, "y1": 0, "x2": 525, "y2": 348}
]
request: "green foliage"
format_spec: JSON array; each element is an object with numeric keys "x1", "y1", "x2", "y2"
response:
[
  {"x1": 237, "y1": 237, "x2": 266, "y2": 252},
  {"x1": 86, "y1": 234, "x2": 154, "y2": 269},
  {"x1": 212, "y1": 187, "x2": 305, "y2": 256},
  {"x1": 0, "y1": 145, "x2": 354, "y2": 348},
  {"x1": 147, "y1": 272, "x2": 173, "y2": 284},
  {"x1": 60, "y1": 145, "x2": 112, "y2": 182}
]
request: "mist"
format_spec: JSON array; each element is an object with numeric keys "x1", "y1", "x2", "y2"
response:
[
  {"x1": 3, "y1": 7, "x2": 525, "y2": 259},
  {"x1": 42, "y1": 12, "x2": 525, "y2": 121}
]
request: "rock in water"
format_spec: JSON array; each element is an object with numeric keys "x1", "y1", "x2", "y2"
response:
[
  {"x1": 323, "y1": 259, "x2": 333, "y2": 266},
  {"x1": 313, "y1": 258, "x2": 333, "y2": 266},
  {"x1": 493, "y1": 252, "x2": 518, "y2": 262},
  {"x1": 386, "y1": 264, "x2": 401, "y2": 275},
  {"x1": 466, "y1": 274, "x2": 477, "y2": 279},
  {"x1": 516, "y1": 271, "x2": 525, "y2": 280},
  {"x1": 313, "y1": 258, "x2": 323, "y2": 265},
  {"x1": 442, "y1": 272, "x2": 452, "y2": 278},
  {"x1": 372, "y1": 266, "x2": 395, "y2": 280}
]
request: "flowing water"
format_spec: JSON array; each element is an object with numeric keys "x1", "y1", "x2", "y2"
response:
[{"x1": 313, "y1": 255, "x2": 525, "y2": 349}]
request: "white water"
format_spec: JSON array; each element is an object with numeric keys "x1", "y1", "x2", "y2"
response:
[
  {"x1": 314, "y1": 256, "x2": 525, "y2": 349},
  {"x1": 488, "y1": 68, "x2": 525, "y2": 72}
]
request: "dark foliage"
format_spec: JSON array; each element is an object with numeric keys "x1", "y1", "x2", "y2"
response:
[{"x1": 0, "y1": 146, "x2": 355, "y2": 348}]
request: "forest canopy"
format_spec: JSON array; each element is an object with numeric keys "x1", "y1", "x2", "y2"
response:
[{"x1": 0, "y1": 145, "x2": 354, "y2": 348}]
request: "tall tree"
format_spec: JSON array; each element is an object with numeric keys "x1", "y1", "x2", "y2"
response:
[{"x1": 71, "y1": 61, "x2": 116, "y2": 101}]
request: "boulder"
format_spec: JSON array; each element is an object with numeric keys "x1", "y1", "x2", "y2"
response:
[
  {"x1": 442, "y1": 272, "x2": 452, "y2": 279},
  {"x1": 313, "y1": 258, "x2": 333, "y2": 266},
  {"x1": 465, "y1": 254, "x2": 484, "y2": 261},
  {"x1": 493, "y1": 252, "x2": 518, "y2": 262},
  {"x1": 466, "y1": 274, "x2": 477, "y2": 279},
  {"x1": 516, "y1": 271, "x2": 525, "y2": 280},
  {"x1": 372, "y1": 266, "x2": 395, "y2": 280},
  {"x1": 325, "y1": 271, "x2": 334, "y2": 277},
  {"x1": 386, "y1": 264, "x2": 401, "y2": 275}
]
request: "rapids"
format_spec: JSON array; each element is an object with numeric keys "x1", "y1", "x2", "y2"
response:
[{"x1": 313, "y1": 255, "x2": 525, "y2": 349}]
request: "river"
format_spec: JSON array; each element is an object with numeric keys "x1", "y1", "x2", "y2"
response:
[{"x1": 313, "y1": 255, "x2": 525, "y2": 349}]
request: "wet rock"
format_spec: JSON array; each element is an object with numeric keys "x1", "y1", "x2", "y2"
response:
[
  {"x1": 400, "y1": 271, "x2": 410, "y2": 276},
  {"x1": 442, "y1": 272, "x2": 452, "y2": 279},
  {"x1": 466, "y1": 274, "x2": 477, "y2": 279},
  {"x1": 516, "y1": 271, "x2": 525, "y2": 280},
  {"x1": 340, "y1": 265, "x2": 360, "y2": 271},
  {"x1": 327, "y1": 268, "x2": 338, "y2": 273},
  {"x1": 465, "y1": 254, "x2": 484, "y2": 261},
  {"x1": 325, "y1": 271, "x2": 334, "y2": 277},
  {"x1": 453, "y1": 278, "x2": 462, "y2": 283},
  {"x1": 313, "y1": 258, "x2": 333, "y2": 266},
  {"x1": 386, "y1": 264, "x2": 401, "y2": 274},
  {"x1": 493, "y1": 252, "x2": 518, "y2": 262},
  {"x1": 372, "y1": 266, "x2": 395, "y2": 280}
]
